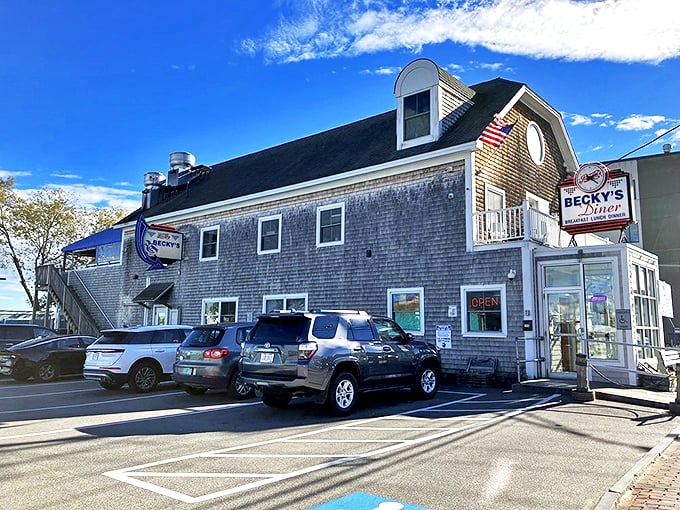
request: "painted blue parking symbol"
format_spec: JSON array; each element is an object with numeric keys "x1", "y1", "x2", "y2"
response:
[{"x1": 308, "y1": 492, "x2": 430, "y2": 510}]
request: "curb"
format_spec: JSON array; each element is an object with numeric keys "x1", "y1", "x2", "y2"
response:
[{"x1": 593, "y1": 425, "x2": 680, "y2": 509}]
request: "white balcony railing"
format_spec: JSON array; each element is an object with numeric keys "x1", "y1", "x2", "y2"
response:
[{"x1": 473, "y1": 202, "x2": 561, "y2": 246}]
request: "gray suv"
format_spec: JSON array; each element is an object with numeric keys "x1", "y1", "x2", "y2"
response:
[{"x1": 240, "y1": 310, "x2": 441, "y2": 415}]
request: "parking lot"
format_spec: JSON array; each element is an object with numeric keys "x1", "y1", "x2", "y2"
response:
[{"x1": 1, "y1": 376, "x2": 678, "y2": 510}]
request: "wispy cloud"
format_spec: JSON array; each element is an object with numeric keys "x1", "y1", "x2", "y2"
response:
[
  {"x1": 51, "y1": 173, "x2": 81, "y2": 179},
  {"x1": 360, "y1": 66, "x2": 401, "y2": 75},
  {"x1": 244, "y1": 0, "x2": 680, "y2": 64}
]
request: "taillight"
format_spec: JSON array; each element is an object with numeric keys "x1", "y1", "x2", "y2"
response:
[
  {"x1": 204, "y1": 348, "x2": 229, "y2": 359},
  {"x1": 298, "y1": 342, "x2": 318, "y2": 361}
]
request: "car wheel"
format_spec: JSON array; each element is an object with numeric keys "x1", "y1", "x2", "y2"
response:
[
  {"x1": 262, "y1": 391, "x2": 292, "y2": 408},
  {"x1": 128, "y1": 362, "x2": 159, "y2": 393},
  {"x1": 35, "y1": 361, "x2": 58, "y2": 383},
  {"x1": 228, "y1": 371, "x2": 254, "y2": 400},
  {"x1": 326, "y1": 371, "x2": 358, "y2": 416},
  {"x1": 183, "y1": 385, "x2": 208, "y2": 395},
  {"x1": 99, "y1": 380, "x2": 124, "y2": 391},
  {"x1": 412, "y1": 363, "x2": 440, "y2": 399}
]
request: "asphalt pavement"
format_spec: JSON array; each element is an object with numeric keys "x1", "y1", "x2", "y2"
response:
[{"x1": 515, "y1": 379, "x2": 680, "y2": 509}]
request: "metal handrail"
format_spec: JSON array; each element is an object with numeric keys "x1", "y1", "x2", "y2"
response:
[
  {"x1": 515, "y1": 336, "x2": 545, "y2": 382},
  {"x1": 68, "y1": 269, "x2": 115, "y2": 329}
]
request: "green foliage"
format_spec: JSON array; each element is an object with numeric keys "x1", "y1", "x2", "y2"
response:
[{"x1": 0, "y1": 178, "x2": 126, "y2": 312}]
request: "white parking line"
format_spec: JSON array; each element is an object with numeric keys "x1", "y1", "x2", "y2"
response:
[
  {"x1": 104, "y1": 392, "x2": 560, "y2": 504},
  {"x1": 0, "y1": 388, "x2": 105, "y2": 400}
]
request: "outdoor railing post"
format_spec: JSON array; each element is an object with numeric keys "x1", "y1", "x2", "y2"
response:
[
  {"x1": 573, "y1": 353, "x2": 595, "y2": 401},
  {"x1": 670, "y1": 363, "x2": 680, "y2": 415}
]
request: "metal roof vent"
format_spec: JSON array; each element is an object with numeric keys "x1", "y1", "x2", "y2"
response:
[
  {"x1": 663, "y1": 143, "x2": 672, "y2": 154},
  {"x1": 143, "y1": 171, "x2": 166, "y2": 189},
  {"x1": 168, "y1": 152, "x2": 196, "y2": 186}
]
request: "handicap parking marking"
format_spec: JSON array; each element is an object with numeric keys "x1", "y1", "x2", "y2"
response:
[
  {"x1": 104, "y1": 391, "x2": 560, "y2": 504},
  {"x1": 308, "y1": 491, "x2": 430, "y2": 510}
]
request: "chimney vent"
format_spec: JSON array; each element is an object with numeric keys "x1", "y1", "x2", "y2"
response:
[{"x1": 168, "y1": 151, "x2": 195, "y2": 186}]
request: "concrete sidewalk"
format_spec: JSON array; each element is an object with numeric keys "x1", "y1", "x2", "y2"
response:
[{"x1": 513, "y1": 379, "x2": 680, "y2": 509}]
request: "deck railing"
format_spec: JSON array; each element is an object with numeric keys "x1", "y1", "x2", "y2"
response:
[{"x1": 473, "y1": 202, "x2": 561, "y2": 246}]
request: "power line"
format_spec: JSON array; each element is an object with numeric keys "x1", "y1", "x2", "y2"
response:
[{"x1": 617, "y1": 123, "x2": 680, "y2": 160}]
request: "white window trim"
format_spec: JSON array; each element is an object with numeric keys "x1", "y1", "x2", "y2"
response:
[
  {"x1": 201, "y1": 297, "x2": 239, "y2": 325},
  {"x1": 526, "y1": 121, "x2": 545, "y2": 165},
  {"x1": 199, "y1": 225, "x2": 220, "y2": 261},
  {"x1": 396, "y1": 86, "x2": 438, "y2": 150},
  {"x1": 387, "y1": 287, "x2": 425, "y2": 336},
  {"x1": 316, "y1": 202, "x2": 345, "y2": 248},
  {"x1": 152, "y1": 304, "x2": 168, "y2": 326},
  {"x1": 460, "y1": 284, "x2": 507, "y2": 338},
  {"x1": 257, "y1": 214, "x2": 282, "y2": 255},
  {"x1": 262, "y1": 293, "x2": 308, "y2": 313}
]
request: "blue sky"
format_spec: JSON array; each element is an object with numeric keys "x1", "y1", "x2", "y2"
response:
[{"x1": 1, "y1": 0, "x2": 679, "y2": 309}]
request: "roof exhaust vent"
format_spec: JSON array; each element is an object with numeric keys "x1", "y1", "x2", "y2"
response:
[
  {"x1": 168, "y1": 152, "x2": 195, "y2": 186},
  {"x1": 663, "y1": 143, "x2": 672, "y2": 154},
  {"x1": 143, "y1": 171, "x2": 166, "y2": 189}
]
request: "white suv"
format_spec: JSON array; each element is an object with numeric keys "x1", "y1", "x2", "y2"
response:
[{"x1": 83, "y1": 325, "x2": 191, "y2": 392}]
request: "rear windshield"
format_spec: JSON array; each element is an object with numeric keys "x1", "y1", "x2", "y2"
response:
[
  {"x1": 96, "y1": 331, "x2": 154, "y2": 345},
  {"x1": 183, "y1": 328, "x2": 225, "y2": 348},
  {"x1": 249, "y1": 316, "x2": 311, "y2": 344}
]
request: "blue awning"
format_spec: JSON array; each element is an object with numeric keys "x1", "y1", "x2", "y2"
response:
[{"x1": 62, "y1": 228, "x2": 122, "y2": 254}]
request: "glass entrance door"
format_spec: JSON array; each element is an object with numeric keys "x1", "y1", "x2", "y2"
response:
[{"x1": 546, "y1": 291, "x2": 584, "y2": 374}]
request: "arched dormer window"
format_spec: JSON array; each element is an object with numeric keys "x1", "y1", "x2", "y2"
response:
[{"x1": 395, "y1": 59, "x2": 475, "y2": 150}]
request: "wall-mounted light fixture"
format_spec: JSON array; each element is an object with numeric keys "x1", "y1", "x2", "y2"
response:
[{"x1": 507, "y1": 269, "x2": 516, "y2": 280}]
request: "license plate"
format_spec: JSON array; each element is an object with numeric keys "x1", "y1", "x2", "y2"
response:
[
  {"x1": 177, "y1": 367, "x2": 193, "y2": 375},
  {"x1": 259, "y1": 352, "x2": 274, "y2": 363},
  {"x1": 89, "y1": 352, "x2": 99, "y2": 361}
]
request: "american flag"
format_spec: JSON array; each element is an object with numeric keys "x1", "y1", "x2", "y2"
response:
[{"x1": 480, "y1": 113, "x2": 516, "y2": 147}]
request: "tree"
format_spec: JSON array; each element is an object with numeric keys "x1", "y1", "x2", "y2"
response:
[{"x1": 0, "y1": 178, "x2": 126, "y2": 319}]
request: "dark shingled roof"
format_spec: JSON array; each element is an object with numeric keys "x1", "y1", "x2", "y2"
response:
[{"x1": 119, "y1": 77, "x2": 524, "y2": 224}]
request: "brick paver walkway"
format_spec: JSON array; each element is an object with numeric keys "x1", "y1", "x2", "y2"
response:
[{"x1": 615, "y1": 439, "x2": 680, "y2": 509}]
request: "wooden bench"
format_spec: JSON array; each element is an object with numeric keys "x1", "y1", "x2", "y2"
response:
[{"x1": 637, "y1": 349, "x2": 680, "y2": 391}]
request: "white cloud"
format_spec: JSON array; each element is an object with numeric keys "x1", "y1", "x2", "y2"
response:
[
  {"x1": 617, "y1": 115, "x2": 667, "y2": 131},
  {"x1": 247, "y1": 0, "x2": 680, "y2": 64},
  {"x1": 51, "y1": 173, "x2": 81, "y2": 179},
  {"x1": 0, "y1": 170, "x2": 31, "y2": 178},
  {"x1": 566, "y1": 113, "x2": 595, "y2": 127},
  {"x1": 16, "y1": 183, "x2": 140, "y2": 212}
]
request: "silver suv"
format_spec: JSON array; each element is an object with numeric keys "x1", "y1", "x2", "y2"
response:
[
  {"x1": 240, "y1": 310, "x2": 441, "y2": 415},
  {"x1": 84, "y1": 325, "x2": 191, "y2": 392}
]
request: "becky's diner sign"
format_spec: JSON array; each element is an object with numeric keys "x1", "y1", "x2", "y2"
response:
[{"x1": 559, "y1": 162, "x2": 633, "y2": 235}]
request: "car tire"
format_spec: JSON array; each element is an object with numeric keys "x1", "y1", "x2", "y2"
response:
[
  {"x1": 183, "y1": 385, "x2": 208, "y2": 395},
  {"x1": 35, "y1": 361, "x2": 58, "y2": 383},
  {"x1": 326, "y1": 371, "x2": 358, "y2": 416},
  {"x1": 99, "y1": 380, "x2": 124, "y2": 391},
  {"x1": 128, "y1": 362, "x2": 160, "y2": 393},
  {"x1": 228, "y1": 371, "x2": 254, "y2": 400},
  {"x1": 262, "y1": 391, "x2": 292, "y2": 408},
  {"x1": 412, "y1": 363, "x2": 440, "y2": 399}
]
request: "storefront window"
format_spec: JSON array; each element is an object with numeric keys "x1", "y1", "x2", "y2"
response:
[
  {"x1": 387, "y1": 288, "x2": 424, "y2": 335},
  {"x1": 461, "y1": 285, "x2": 507, "y2": 337},
  {"x1": 545, "y1": 265, "x2": 580, "y2": 287},
  {"x1": 584, "y1": 263, "x2": 617, "y2": 360},
  {"x1": 632, "y1": 264, "x2": 660, "y2": 358}
]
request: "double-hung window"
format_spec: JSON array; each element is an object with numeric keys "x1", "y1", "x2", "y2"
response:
[
  {"x1": 258, "y1": 214, "x2": 281, "y2": 254},
  {"x1": 316, "y1": 203, "x2": 345, "y2": 247},
  {"x1": 403, "y1": 90, "x2": 430, "y2": 141},
  {"x1": 200, "y1": 226, "x2": 219, "y2": 261}
]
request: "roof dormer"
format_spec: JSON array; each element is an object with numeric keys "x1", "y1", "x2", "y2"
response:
[{"x1": 394, "y1": 59, "x2": 476, "y2": 150}]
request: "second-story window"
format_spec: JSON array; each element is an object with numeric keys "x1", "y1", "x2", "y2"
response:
[
  {"x1": 258, "y1": 214, "x2": 281, "y2": 254},
  {"x1": 200, "y1": 226, "x2": 219, "y2": 261},
  {"x1": 403, "y1": 90, "x2": 430, "y2": 141},
  {"x1": 317, "y1": 203, "x2": 345, "y2": 247}
]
